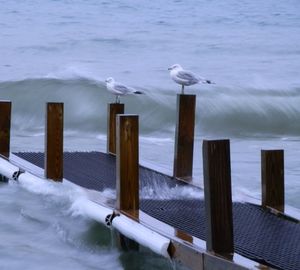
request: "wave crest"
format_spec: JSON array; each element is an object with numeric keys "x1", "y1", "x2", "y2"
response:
[{"x1": 1, "y1": 76, "x2": 300, "y2": 137}]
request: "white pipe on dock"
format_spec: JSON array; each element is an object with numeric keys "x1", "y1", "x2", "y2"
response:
[
  {"x1": 0, "y1": 157, "x2": 19, "y2": 179},
  {"x1": 72, "y1": 197, "x2": 114, "y2": 227},
  {"x1": 112, "y1": 214, "x2": 171, "y2": 258},
  {"x1": 18, "y1": 171, "x2": 45, "y2": 184}
]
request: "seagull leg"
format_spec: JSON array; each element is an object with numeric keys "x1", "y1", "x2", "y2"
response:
[{"x1": 181, "y1": 85, "x2": 185, "y2": 95}]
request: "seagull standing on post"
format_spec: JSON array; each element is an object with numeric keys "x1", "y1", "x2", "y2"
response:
[
  {"x1": 168, "y1": 64, "x2": 213, "y2": 94},
  {"x1": 105, "y1": 77, "x2": 142, "y2": 103}
]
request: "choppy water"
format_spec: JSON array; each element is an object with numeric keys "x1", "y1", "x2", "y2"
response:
[
  {"x1": 0, "y1": 181, "x2": 182, "y2": 270},
  {"x1": 1, "y1": 0, "x2": 300, "y2": 269}
]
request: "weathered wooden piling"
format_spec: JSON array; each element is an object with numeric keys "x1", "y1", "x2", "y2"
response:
[
  {"x1": 107, "y1": 103, "x2": 124, "y2": 155},
  {"x1": 45, "y1": 102, "x2": 64, "y2": 181},
  {"x1": 202, "y1": 139, "x2": 234, "y2": 257},
  {"x1": 116, "y1": 114, "x2": 139, "y2": 212},
  {"x1": 0, "y1": 101, "x2": 11, "y2": 158},
  {"x1": 116, "y1": 114, "x2": 139, "y2": 250},
  {"x1": 173, "y1": 94, "x2": 196, "y2": 181},
  {"x1": 261, "y1": 150, "x2": 284, "y2": 212}
]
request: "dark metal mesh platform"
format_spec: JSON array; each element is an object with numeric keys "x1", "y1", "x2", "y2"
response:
[
  {"x1": 16, "y1": 151, "x2": 178, "y2": 190},
  {"x1": 15, "y1": 152, "x2": 300, "y2": 270}
]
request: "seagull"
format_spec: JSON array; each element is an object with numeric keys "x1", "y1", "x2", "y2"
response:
[
  {"x1": 168, "y1": 64, "x2": 213, "y2": 94},
  {"x1": 105, "y1": 77, "x2": 142, "y2": 103}
]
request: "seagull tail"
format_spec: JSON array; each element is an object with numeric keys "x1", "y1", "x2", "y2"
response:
[
  {"x1": 202, "y1": 80, "x2": 215, "y2": 84},
  {"x1": 134, "y1": 90, "x2": 143, "y2": 94}
]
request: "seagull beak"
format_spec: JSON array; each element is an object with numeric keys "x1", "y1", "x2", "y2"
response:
[{"x1": 168, "y1": 67, "x2": 172, "y2": 70}]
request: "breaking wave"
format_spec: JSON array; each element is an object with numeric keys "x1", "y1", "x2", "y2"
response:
[{"x1": 1, "y1": 75, "x2": 300, "y2": 137}]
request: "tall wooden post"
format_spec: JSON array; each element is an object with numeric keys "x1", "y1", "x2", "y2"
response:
[
  {"x1": 107, "y1": 103, "x2": 124, "y2": 155},
  {"x1": 261, "y1": 150, "x2": 284, "y2": 212},
  {"x1": 45, "y1": 102, "x2": 64, "y2": 181},
  {"x1": 173, "y1": 94, "x2": 196, "y2": 181},
  {"x1": 116, "y1": 114, "x2": 139, "y2": 250},
  {"x1": 0, "y1": 101, "x2": 11, "y2": 158},
  {"x1": 202, "y1": 139, "x2": 234, "y2": 257},
  {"x1": 116, "y1": 114, "x2": 139, "y2": 212}
]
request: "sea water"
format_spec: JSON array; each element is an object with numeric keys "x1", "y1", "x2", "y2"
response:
[{"x1": 0, "y1": 0, "x2": 300, "y2": 269}]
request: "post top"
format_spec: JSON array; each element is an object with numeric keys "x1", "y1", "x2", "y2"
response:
[
  {"x1": 117, "y1": 114, "x2": 138, "y2": 117},
  {"x1": 46, "y1": 102, "x2": 64, "y2": 105},
  {"x1": 177, "y1": 93, "x2": 196, "y2": 97}
]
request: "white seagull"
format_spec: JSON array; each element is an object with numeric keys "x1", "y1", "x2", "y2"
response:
[
  {"x1": 168, "y1": 64, "x2": 213, "y2": 94},
  {"x1": 105, "y1": 77, "x2": 142, "y2": 103}
]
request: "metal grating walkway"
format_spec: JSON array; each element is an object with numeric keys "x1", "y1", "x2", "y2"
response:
[{"x1": 15, "y1": 152, "x2": 300, "y2": 270}]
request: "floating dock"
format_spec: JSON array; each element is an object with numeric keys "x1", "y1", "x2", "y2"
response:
[
  {"x1": 1, "y1": 99, "x2": 300, "y2": 270},
  {"x1": 10, "y1": 151, "x2": 299, "y2": 270}
]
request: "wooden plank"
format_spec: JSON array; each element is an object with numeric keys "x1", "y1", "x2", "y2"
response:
[
  {"x1": 261, "y1": 150, "x2": 284, "y2": 212},
  {"x1": 176, "y1": 229, "x2": 193, "y2": 244},
  {"x1": 107, "y1": 103, "x2": 124, "y2": 155},
  {"x1": 168, "y1": 241, "x2": 204, "y2": 270},
  {"x1": 202, "y1": 139, "x2": 234, "y2": 256},
  {"x1": 45, "y1": 102, "x2": 64, "y2": 181},
  {"x1": 0, "y1": 101, "x2": 11, "y2": 158},
  {"x1": 173, "y1": 94, "x2": 196, "y2": 181},
  {"x1": 116, "y1": 114, "x2": 139, "y2": 211},
  {"x1": 203, "y1": 253, "x2": 248, "y2": 270}
]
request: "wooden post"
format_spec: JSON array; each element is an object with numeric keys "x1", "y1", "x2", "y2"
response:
[
  {"x1": 173, "y1": 94, "x2": 196, "y2": 181},
  {"x1": 202, "y1": 139, "x2": 234, "y2": 257},
  {"x1": 107, "y1": 103, "x2": 124, "y2": 155},
  {"x1": 45, "y1": 102, "x2": 64, "y2": 181},
  {"x1": 0, "y1": 101, "x2": 11, "y2": 158},
  {"x1": 116, "y1": 114, "x2": 139, "y2": 212},
  {"x1": 116, "y1": 114, "x2": 139, "y2": 251},
  {"x1": 261, "y1": 150, "x2": 284, "y2": 212}
]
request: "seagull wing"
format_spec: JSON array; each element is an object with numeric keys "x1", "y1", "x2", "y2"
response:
[
  {"x1": 113, "y1": 83, "x2": 132, "y2": 95},
  {"x1": 177, "y1": 70, "x2": 199, "y2": 85}
]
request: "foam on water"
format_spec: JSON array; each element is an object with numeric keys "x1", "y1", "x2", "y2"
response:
[
  {"x1": 0, "y1": 182, "x2": 123, "y2": 270},
  {"x1": 141, "y1": 181, "x2": 203, "y2": 200}
]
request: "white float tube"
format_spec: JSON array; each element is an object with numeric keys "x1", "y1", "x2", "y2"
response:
[
  {"x1": 0, "y1": 157, "x2": 19, "y2": 179},
  {"x1": 112, "y1": 214, "x2": 171, "y2": 258},
  {"x1": 18, "y1": 171, "x2": 45, "y2": 184},
  {"x1": 73, "y1": 197, "x2": 114, "y2": 227}
]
